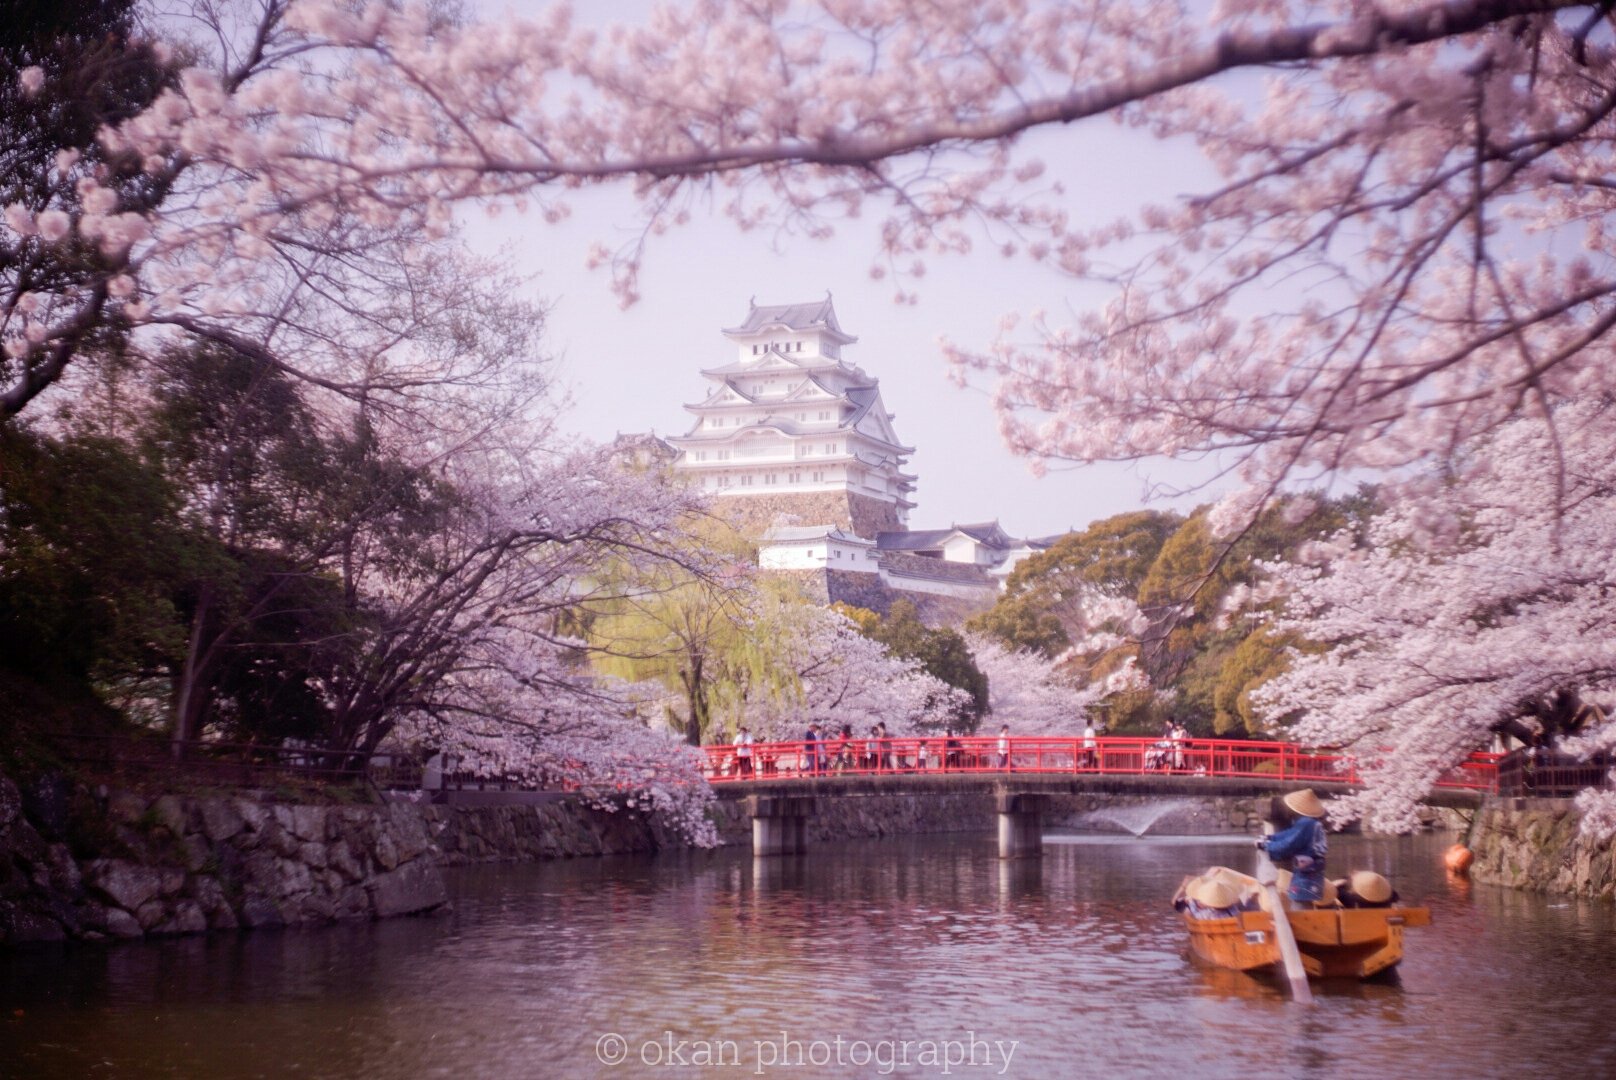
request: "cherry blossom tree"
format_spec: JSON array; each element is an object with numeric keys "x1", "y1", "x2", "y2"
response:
[
  {"x1": 9, "y1": 0, "x2": 1609, "y2": 462},
  {"x1": 965, "y1": 633, "x2": 1143, "y2": 736},
  {"x1": 394, "y1": 663, "x2": 722, "y2": 847},
  {"x1": 10, "y1": 0, "x2": 1616, "y2": 828},
  {"x1": 315, "y1": 440, "x2": 728, "y2": 843},
  {"x1": 740, "y1": 602, "x2": 970, "y2": 740},
  {"x1": 1255, "y1": 403, "x2": 1616, "y2": 834}
]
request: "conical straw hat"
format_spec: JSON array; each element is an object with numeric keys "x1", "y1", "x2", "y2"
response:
[
  {"x1": 1349, "y1": 870, "x2": 1393, "y2": 903},
  {"x1": 1282, "y1": 788, "x2": 1326, "y2": 818},
  {"x1": 1188, "y1": 878, "x2": 1238, "y2": 909}
]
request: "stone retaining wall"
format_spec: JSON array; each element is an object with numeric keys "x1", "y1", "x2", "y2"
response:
[
  {"x1": 0, "y1": 776, "x2": 685, "y2": 946},
  {"x1": 3, "y1": 775, "x2": 1504, "y2": 947},
  {"x1": 714, "y1": 490, "x2": 902, "y2": 538},
  {"x1": 1468, "y1": 798, "x2": 1616, "y2": 901},
  {"x1": 0, "y1": 776, "x2": 454, "y2": 945}
]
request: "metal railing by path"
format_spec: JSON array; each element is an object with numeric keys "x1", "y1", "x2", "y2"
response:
[
  {"x1": 705, "y1": 734, "x2": 1504, "y2": 793},
  {"x1": 35, "y1": 731, "x2": 1512, "y2": 799},
  {"x1": 1494, "y1": 749, "x2": 1614, "y2": 798},
  {"x1": 39, "y1": 732, "x2": 424, "y2": 790},
  {"x1": 37, "y1": 735, "x2": 685, "y2": 798}
]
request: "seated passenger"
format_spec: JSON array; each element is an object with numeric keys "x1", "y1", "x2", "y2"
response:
[
  {"x1": 1175, "y1": 878, "x2": 1243, "y2": 919},
  {"x1": 1334, "y1": 870, "x2": 1399, "y2": 908},
  {"x1": 1268, "y1": 869, "x2": 1340, "y2": 910}
]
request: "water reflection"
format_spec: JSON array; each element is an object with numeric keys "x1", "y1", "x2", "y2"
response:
[
  {"x1": 3, "y1": 831, "x2": 1615, "y2": 1079},
  {"x1": 996, "y1": 857, "x2": 1042, "y2": 905}
]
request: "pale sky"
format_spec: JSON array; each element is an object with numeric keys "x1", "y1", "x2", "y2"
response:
[{"x1": 462, "y1": 3, "x2": 1234, "y2": 539}]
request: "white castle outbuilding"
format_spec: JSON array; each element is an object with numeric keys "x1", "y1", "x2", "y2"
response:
[{"x1": 666, "y1": 296, "x2": 1066, "y2": 615}]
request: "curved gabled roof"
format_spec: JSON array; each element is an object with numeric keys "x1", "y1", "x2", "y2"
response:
[
  {"x1": 845, "y1": 385, "x2": 916, "y2": 453},
  {"x1": 683, "y1": 379, "x2": 760, "y2": 411},
  {"x1": 669, "y1": 416, "x2": 828, "y2": 443},
  {"x1": 699, "y1": 348, "x2": 840, "y2": 378},
  {"x1": 722, "y1": 296, "x2": 858, "y2": 344}
]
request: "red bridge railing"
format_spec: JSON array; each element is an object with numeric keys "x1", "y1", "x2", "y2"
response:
[{"x1": 703, "y1": 734, "x2": 1502, "y2": 793}]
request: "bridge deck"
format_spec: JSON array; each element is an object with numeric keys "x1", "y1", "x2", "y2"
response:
[
  {"x1": 705, "y1": 734, "x2": 1496, "y2": 810},
  {"x1": 711, "y1": 769, "x2": 1485, "y2": 809}
]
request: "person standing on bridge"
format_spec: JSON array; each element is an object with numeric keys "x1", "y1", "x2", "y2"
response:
[
  {"x1": 1081, "y1": 720, "x2": 1098, "y2": 770},
  {"x1": 1256, "y1": 789, "x2": 1330, "y2": 906},
  {"x1": 834, "y1": 724, "x2": 854, "y2": 773},
  {"x1": 997, "y1": 724, "x2": 1012, "y2": 772},
  {"x1": 736, "y1": 726, "x2": 754, "y2": 778}
]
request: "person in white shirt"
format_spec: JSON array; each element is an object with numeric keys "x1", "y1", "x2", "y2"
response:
[
  {"x1": 736, "y1": 726, "x2": 754, "y2": 777},
  {"x1": 997, "y1": 724, "x2": 1011, "y2": 771},
  {"x1": 1082, "y1": 722, "x2": 1098, "y2": 770}
]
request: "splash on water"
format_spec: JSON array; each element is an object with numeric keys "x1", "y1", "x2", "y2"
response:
[{"x1": 1075, "y1": 800, "x2": 1198, "y2": 837}]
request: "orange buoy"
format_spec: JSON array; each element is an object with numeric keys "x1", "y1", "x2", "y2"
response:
[{"x1": 1444, "y1": 843, "x2": 1474, "y2": 875}]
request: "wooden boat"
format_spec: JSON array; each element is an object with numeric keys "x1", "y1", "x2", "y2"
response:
[{"x1": 1176, "y1": 869, "x2": 1430, "y2": 980}]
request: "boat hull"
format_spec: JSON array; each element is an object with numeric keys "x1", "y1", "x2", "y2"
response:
[{"x1": 1182, "y1": 907, "x2": 1430, "y2": 980}]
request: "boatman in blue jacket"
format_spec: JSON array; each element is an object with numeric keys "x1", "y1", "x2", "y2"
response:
[{"x1": 1257, "y1": 788, "x2": 1329, "y2": 905}]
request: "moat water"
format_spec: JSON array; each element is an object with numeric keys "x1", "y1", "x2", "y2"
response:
[{"x1": 3, "y1": 830, "x2": 1613, "y2": 1078}]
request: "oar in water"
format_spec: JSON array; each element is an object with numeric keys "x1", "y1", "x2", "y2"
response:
[{"x1": 1257, "y1": 821, "x2": 1313, "y2": 1005}]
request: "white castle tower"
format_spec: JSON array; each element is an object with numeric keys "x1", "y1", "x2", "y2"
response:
[{"x1": 668, "y1": 296, "x2": 917, "y2": 536}]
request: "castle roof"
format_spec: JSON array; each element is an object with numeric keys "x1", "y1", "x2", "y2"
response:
[
  {"x1": 763, "y1": 525, "x2": 873, "y2": 545},
  {"x1": 875, "y1": 520, "x2": 1017, "y2": 552},
  {"x1": 668, "y1": 416, "x2": 828, "y2": 443},
  {"x1": 699, "y1": 348, "x2": 843, "y2": 378},
  {"x1": 722, "y1": 296, "x2": 857, "y2": 344}
]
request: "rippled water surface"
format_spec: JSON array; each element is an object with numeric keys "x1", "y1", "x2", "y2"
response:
[{"x1": 3, "y1": 830, "x2": 1615, "y2": 1079}]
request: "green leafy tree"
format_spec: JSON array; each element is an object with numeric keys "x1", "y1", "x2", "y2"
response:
[
  {"x1": 141, "y1": 341, "x2": 347, "y2": 751},
  {"x1": 968, "y1": 510, "x2": 1181, "y2": 657},
  {"x1": 0, "y1": 425, "x2": 203, "y2": 695},
  {"x1": 1211, "y1": 628, "x2": 1300, "y2": 736},
  {"x1": 1132, "y1": 494, "x2": 1369, "y2": 733},
  {"x1": 588, "y1": 519, "x2": 760, "y2": 745}
]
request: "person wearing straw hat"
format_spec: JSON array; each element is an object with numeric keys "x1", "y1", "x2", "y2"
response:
[
  {"x1": 1256, "y1": 789, "x2": 1330, "y2": 906},
  {"x1": 1334, "y1": 870, "x2": 1399, "y2": 909},
  {"x1": 1175, "y1": 877, "x2": 1243, "y2": 920}
]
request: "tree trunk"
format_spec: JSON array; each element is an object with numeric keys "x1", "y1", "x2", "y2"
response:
[
  {"x1": 171, "y1": 584, "x2": 214, "y2": 761},
  {"x1": 681, "y1": 655, "x2": 707, "y2": 746}
]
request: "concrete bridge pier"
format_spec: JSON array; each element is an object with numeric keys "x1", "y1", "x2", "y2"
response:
[
  {"x1": 749, "y1": 795, "x2": 817, "y2": 856},
  {"x1": 996, "y1": 792, "x2": 1048, "y2": 859}
]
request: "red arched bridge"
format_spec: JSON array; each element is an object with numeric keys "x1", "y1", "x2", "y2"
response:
[
  {"x1": 703, "y1": 733, "x2": 1499, "y2": 793},
  {"x1": 700, "y1": 734, "x2": 1501, "y2": 857}
]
